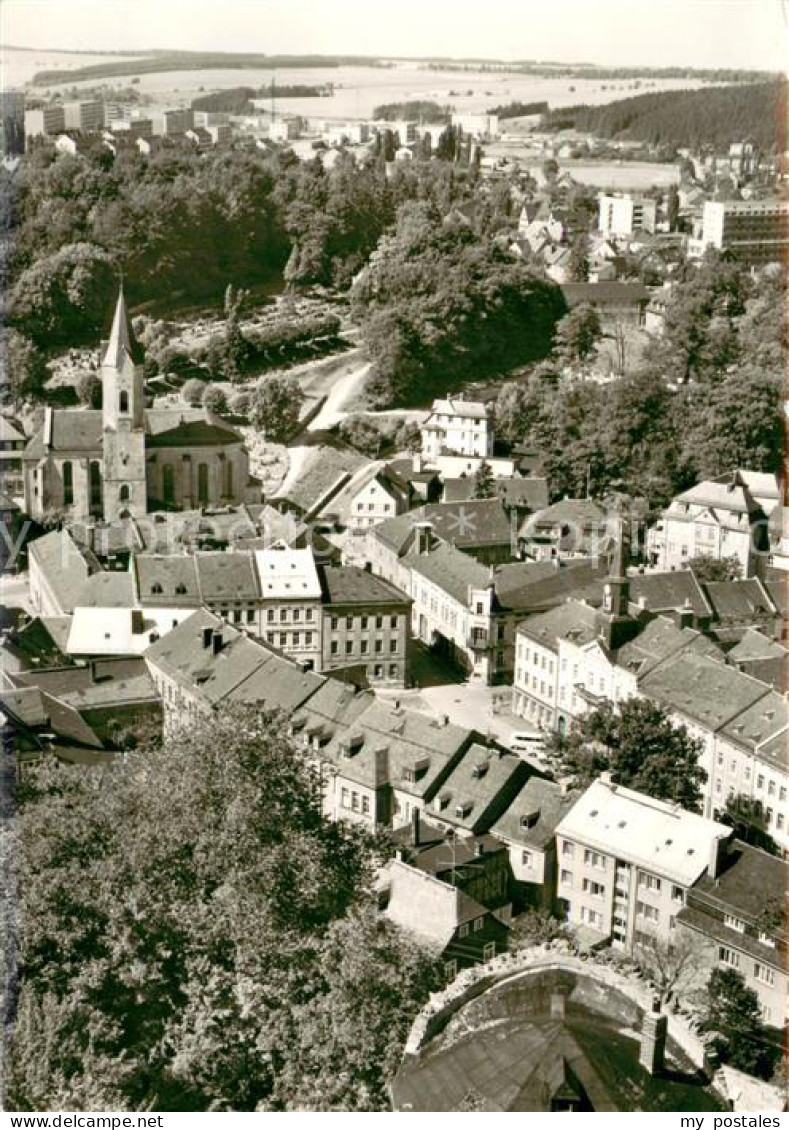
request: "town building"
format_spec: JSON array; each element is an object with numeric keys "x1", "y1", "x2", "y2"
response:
[
  {"x1": 677, "y1": 841, "x2": 787, "y2": 1028},
  {"x1": 318, "y1": 564, "x2": 410, "y2": 687},
  {"x1": 451, "y1": 112, "x2": 499, "y2": 139},
  {"x1": 28, "y1": 528, "x2": 99, "y2": 617},
  {"x1": 598, "y1": 193, "x2": 657, "y2": 237},
  {"x1": 420, "y1": 396, "x2": 495, "y2": 460},
  {"x1": 648, "y1": 472, "x2": 769, "y2": 577},
  {"x1": 0, "y1": 416, "x2": 27, "y2": 498},
  {"x1": 21, "y1": 291, "x2": 258, "y2": 524},
  {"x1": 694, "y1": 199, "x2": 789, "y2": 267},
  {"x1": 255, "y1": 542, "x2": 323, "y2": 670},
  {"x1": 555, "y1": 775, "x2": 732, "y2": 950},
  {"x1": 519, "y1": 498, "x2": 610, "y2": 562},
  {"x1": 343, "y1": 464, "x2": 411, "y2": 530},
  {"x1": 39, "y1": 103, "x2": 66, "y2": 136},
  {"x1": 560, "y1": 282, "x2": 651, "y2": 326},
  {"x1": 64, "y1": 100, "x2": 105, "y2": 132},
  {"x1": 1, "y1": 90, "x2": 26, "y2": 156},
  {"x1": 162, "y1": 107, "x2": 195, "y2": 135}
]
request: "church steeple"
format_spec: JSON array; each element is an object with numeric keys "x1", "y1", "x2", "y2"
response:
[
  {"x1": 101, "y1": 286, "x2": 144, "y2": 369},
  {"x1": 597, "y1": 514, "x2": 634, "y2": 650}
]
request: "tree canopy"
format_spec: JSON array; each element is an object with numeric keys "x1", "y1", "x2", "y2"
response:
[
  {"x1": 5, "y1": 708, "x2": 441, "y2": 1111},
  {"x1": 698, "y1": 968, "x2": 779, "y2": 1079},
  {"x1": 546, "y1": 698, "x2": 707, "y2": 812}
]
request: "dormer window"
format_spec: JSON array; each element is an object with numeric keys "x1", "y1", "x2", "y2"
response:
[
  {"x1": 175, "y1": 583, "x2": 187, "y2": 596},
  {"x1": 151, "y1": 583, "x2": 163, "y2": 595}
]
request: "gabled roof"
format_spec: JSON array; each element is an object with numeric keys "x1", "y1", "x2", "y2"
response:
[
  {"x1": 28, "y1": 529, "x2": 99, "y2": 614},
  {"x1": 702, "y1": 579, "x2": 777, "y2": 624},
  {"x1": 23, "y1": 410, "x2": 103, "y2": 459},
  {"x1": 318, "y1": 564, "x2": 411, "y2": 607},
  {"x1": 73, "y1": 570, "x2": 136, "y2": 609},
  {"x1": 100, "y1": 288, "x2": 144, "y2": 368},
  {"x1": 518, "y1": 600, "x2": 599, "y2": 651},
  {"x1": 0, "y1": 416, "x2": 25, "y2": 443},
  {"x1": 426, "y1": 745, "x2": 531, "y2": 833},
  {"x1": 561, "y1": 282, "x2": 650, "y2": 306},
  {"x1": 384, "y1": 859, "x2": 487, "y2": 950},
  {"x1": 442, "y1": 476, "x2": 549, "y2": 512},
  {"x1": 640, "y1": 651, "x2": 772, "y2": 733},
  {"x1": 406, "y1": 541, "x2": 490, "y2": 604},
  {"x1": 491, "y1": 777, "x2": 579, "y2": 850},
  {"x1": 426, "y1": 396, "x2": 490, "y2": 421}
]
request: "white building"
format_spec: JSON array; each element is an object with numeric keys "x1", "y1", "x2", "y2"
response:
[
  {"x1": 648, "y1": 473, "x2": 768, "y2": 577},
  {"x1": 254, "y1": 541, "x2": 323, "y2": 670},
  {"x1": 598, "y1": 193, "x2": 657, "y2": 237},
  {"x1": 420, "y1": 396, "x2": 494, "y2": 460},
  {"x1": 451, "y1": 112, "x2": 499, "y2": 140},
  {"x1": 555, "y1": 776, "x2": 732, "y2": 950}
]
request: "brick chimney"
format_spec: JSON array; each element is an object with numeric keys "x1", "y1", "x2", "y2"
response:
[
  {"x1": 639, "y1": 996, "x2": 668, "y2": 1076},
  {"x1": 412, "y1": 808, "x2": 420, "y2": 847}
]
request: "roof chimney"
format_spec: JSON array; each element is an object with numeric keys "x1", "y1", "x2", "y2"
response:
[
  {"x1": 130, "y1": 608, "x2": 144, "y2": 635},
  {"x1": 639, "y1": 997, "x2": 667, "y2": 1076},
  {"x1": 412, "y1": 808, "x2": 420, "y2": 847}
]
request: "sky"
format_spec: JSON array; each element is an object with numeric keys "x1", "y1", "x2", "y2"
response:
[{"x1": 1, "y1": 0, "x2": 787, "y2": 71}]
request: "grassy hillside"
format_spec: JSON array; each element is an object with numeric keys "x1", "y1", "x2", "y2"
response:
[{"x1": 542, "y1": 79, "x2": 786, "y2": 150}]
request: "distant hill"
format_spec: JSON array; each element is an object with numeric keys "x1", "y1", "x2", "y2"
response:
[{"x1": 541, "y1": 80, "x2": 786, "y2": 151}]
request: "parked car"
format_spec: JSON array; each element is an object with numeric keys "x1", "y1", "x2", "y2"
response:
[{"x1": 507, "y1": 731, "x2": 546, "y2": 760}]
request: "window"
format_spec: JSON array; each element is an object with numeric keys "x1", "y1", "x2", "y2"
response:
[
  {"x1": 331, "y1": 617, "x2": 338, "y2": 630},
  {"x1": 306, "y1": 609, "x2": 314, "y2": 622},
  {"x1": 389, "y1": 664, "x2": 398, "y2": 677},
  {"x1": 267, "y1": 610, "x2": 275, "y2": 623},
  {"x1": 639, "y1": 874, "x2": 662, "y2": 893},
  {"x1": 724, "y1": 914, "x2": 746, "y2": 933},
  {"x1": 331, "y1": 641, "x2": 339, "y2": 656},
  {"x1": 279, "y1": 633, "x2": 286, "y2": 647},
  {"x1": 361, "y1": 616, "x2": 368, "y2": 629},
  {"x1": 305, "y1": 632, "x2": 313, "y2": 646},
  {"x1": 754, "y1": 963, "x2": 775, "y2": 986},
  {"x1": 293, "y1": 609, "x2": 301, "y2": 623},
  {"x1": 351, "y1": 792, "x2": 359, "y2": 812},
  {"x1": 483, "y1": 942, "x2": 496, "y2": 961},
  {"x1": 444, "y1": 960, "x2": 458, "y2": 980},
  {"x1": 390, "y1": 615, "x2": 398, "y2": 629},
  {"x1": 583, "y1": 879, "x2": 605, "y2": 897},
  {"x1": 197, "y1": 462, "x2": 209, "y2": 505},
  {"x1": 672, "y1": 886, "x2": 684, "y2": 904},
  {"x1": 584, "y1": 850, "x2": 605, "y2": 869},
  {"x1": 473, "y1": 917, "x2": 484, "y2": 932},
  {"x1": 280, "y1": 609, "x2": 287, "y2": 623},
  {"x1": 346, "y1": 615, "x2": 353, "y2": 629},
  {"x1": 718, "y1": 946, "x2": 740, "y2": 968},
  {"x1": 560, "y1": 869, "x2": 573, "y2": 885},
  {"x1": 341, "y1": 787, "x2": 349, "y2": 808},
  {"x1": 345, "y1": 641, "x2": 353, "y2": 655},
  {"x1": 374, "y1": 665, "x2": 383, "y2": 677},
  {"x1": 361, "y1": 796, "x2": 370, "y2": 815},
  {"x1": 521, "y1": 850, "x2": 533, "y2": 866},
  {"x1": 246, "y1": 610, "x2": 254, "y2": 623},
  {"x1": 375, "y1": 616, "x2": 383, "y2": 629},
  {"x1": 119, "y1": 483, "x2": 130, "y2": 502},
  {"x1": 757, "y1": 775, "x2": 765, "y2": 789},
  {"x1": 389, "y1": 639, "x2": 398, "y2": 653},
  {"x1": 375, "y1": 639, "x2": 383, "y2": 653},
  {"x1": 636, "y1": 902, "x2": 659, "y2": 923},
  {"x1": 561, "y1": 841, "x2": 574, "y2": 857},
  {"x1": 119, "y1": 390, "x2": 129, "y2": 413},
  {"x1": 62, "y1": 461, "x2": 73, "y2": 506},
  {"x1": 360, "y1": 640, "x2": 368, "y2": 655},
  {"x1": 459, "y1": 922, "x2": 469, "y2": 939},
  {"x1": 292, "y1": 632, "x2": 300, "y2": 646}
]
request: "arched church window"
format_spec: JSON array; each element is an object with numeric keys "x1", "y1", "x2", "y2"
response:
[
  {"x1": 119, "y1": 391, "x2": 129, "y2": 413},
  {"x1": 162, "y1": 464, "x2": 174, "y2": 505},
  {"x1": 62, "y1": 461, "x2": 73, "y2": 506},
  {"x1": 89, "y1": 461, "x2": 102, "y2": 509},
  {"x1": 119, "y1": 484, "x2": 130, "y2": 502},
  {"x1": 197, "y1": 462, "x2": 209, "y2": 505}
]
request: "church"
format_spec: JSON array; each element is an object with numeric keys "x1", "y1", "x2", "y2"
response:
[{"x1": 22, "y1": 290, "x2": 259, "y2": 523}]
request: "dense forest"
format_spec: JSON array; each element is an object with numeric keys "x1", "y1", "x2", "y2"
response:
[
  {"x1": 487, "y1": 100, "x2": 548, "y2": 118},
  {"x1": 191, "y1": 84, "x2": 330, "y2": 113},
  {"x1": 5, "y1": 709, "x2": 441, "y2": 1111},
  {"x1": 31, "y1": 52, "x2": 362, "y2": 84},
  {"x1": 372, "y1": 100, "x2": 452, "y2": 122},
  {"x1": 542, "y1": 79, "x2": 787, "y2": 150}
]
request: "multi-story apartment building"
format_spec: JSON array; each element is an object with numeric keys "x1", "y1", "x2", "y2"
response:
[
  {"x1": 677, "y1": 842, "x2": 787, "y2": 1028},
  {"x1": 598, "y1": 193, "x2": 657, "y2": 237},
  {"x1": 641, "y1": 653, "x2": 789, "y2": 857},
  {"x1": 42, "y1": 103, "x2": 67, "y2": 135},
  {"x1": 162, "y1": 107, "x2": 195, "y2": 135},
  {"x1": 420, "y1": 396, "x2": 494, "y2": 460},
  {"x1": 1, "y1": 90, "x2": 25, "y2": 156},
  {"x1": 555, "y1": 776, "x2": 732, "y2": 951},
  {"x1": 64, "y1": 100, "x2": 105, "y2": 132},
  {"x1": 648, "y1": 473, "x2": 768, "y2": 577},
  {"x1": 694, "y1": 199, "x2": 789, "y2": 267},
  {"x1": 319, "y1": 564, "x2": 410, "y2": 687}
]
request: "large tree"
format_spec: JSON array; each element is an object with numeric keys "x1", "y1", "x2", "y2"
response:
[
  {"x1": 698, "y1": 968, "x2": 779, "y2": 1079},
  {"x1": 248, "y1": 376, "x2": 305, "y2": 442},
  {"x1": 547, "y1": 698, "x2": 707, "y2": 812},
  {"x1": 553, "y1": 303, "x2": 602, "y2": 366},
  {"x1": 6, "y1": 709, "x2": 441, "y2": 1111}
]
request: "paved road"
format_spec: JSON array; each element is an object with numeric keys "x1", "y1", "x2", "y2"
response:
[
  {"x1": 376, "y1": 680, "x2": 541, "y2": 749},
  {"x1": 307, "y1": 361, "x2": 371, "y2": 431}
]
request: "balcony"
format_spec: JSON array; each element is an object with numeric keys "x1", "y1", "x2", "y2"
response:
[{"x1": 466, "y1": 631, "x2": 493, "y2": 651}]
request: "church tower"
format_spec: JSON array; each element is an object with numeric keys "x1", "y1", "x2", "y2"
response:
[
  {"x1": 597, "y1": 514, "x2": 636, "y2": 650},
  {"x1": 101, "y1": 288, "x2": 148, "y2": 522}
]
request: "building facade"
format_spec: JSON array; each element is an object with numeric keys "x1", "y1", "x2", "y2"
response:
[{"x1": 420, "y1": 396, "x2": 495, "y2": 460}]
